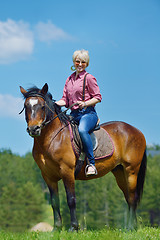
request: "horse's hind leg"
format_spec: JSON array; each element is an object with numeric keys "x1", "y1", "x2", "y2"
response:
[
  {"x1": 112, "y1": 165, "x2": 129, "y2": 203},
  {"x1": 123, "y1": 160, "x2": 145, "y2": 229},
  {"x1": 125, "y1": 168, "x2": 139, "y2": 229},
  {"x1": 112, "y1": 164, "x2": 137, "y2": 229}
]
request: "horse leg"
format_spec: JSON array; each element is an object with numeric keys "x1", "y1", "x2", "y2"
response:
[
  {"x1": 48, "y1": 182, "x2": 62, "y2": 231},
  {"x1": 62, "y1": 175, "x2": 78, "y2": 231},
  {"x1": 125, "y1": 172, "x2": 138, "y2": 230},
  {"x1": 124, "y1": 164, "x2": 142, "y2": 229},
  {"x1": 112, "y1": 165, "x2": 129, "y2": 202},
  {"x1": 127, "y1": 205, "x2": 137, "y2": 230},
  {"x1": 126, "y1": 149, "x2": 147, "y2": 229},
  {"x1": 112, "y1": 165, "x2": 137, "y2": 229}
]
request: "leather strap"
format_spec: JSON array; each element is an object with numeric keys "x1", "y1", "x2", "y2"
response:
[{"x1": 82, "y1": 73, "x2": 89, "y2": 101}]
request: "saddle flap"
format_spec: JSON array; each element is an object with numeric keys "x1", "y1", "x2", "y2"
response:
[{"x1": 68, "y1": 122, "x2": 114, "y2": 161}]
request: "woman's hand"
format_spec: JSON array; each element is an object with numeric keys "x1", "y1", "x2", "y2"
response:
[
  {"x1": 77, "y1": 101, "x2": 86, "y2": 109},
  {"x1": 55, "y1": 100, "x2": 66, "y2": 107},
  {"x1": 77, "y1": 98, "x2": 100, "y2": 109}
]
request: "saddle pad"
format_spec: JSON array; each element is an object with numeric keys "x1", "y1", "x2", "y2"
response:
[
  {"x1": 93, "y1": 128, "x2": 114, "y2": 160},
  {"x1": 68, "y1": 123, "x2": 114, "y2": 160}
]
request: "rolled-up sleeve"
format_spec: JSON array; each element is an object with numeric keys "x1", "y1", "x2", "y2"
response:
[{"x1": 87, "y1": 74, "x2": 102, "y2": 102}]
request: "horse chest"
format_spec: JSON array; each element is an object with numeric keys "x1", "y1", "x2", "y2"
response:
[
  {"x1": 40, "y1": 156, "x2": 46, "y2": 165},
  {"x1": 34, "y1": 154, "x2": 58, "y2": 175}
]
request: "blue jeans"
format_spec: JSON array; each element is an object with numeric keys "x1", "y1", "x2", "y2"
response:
[{"x1": 71, "y1": 107, "x2": 98, "y2": 165}]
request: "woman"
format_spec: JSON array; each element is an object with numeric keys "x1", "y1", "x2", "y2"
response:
[{"x1": 56, "y1": 49, "x2": 102, "y2": 176}]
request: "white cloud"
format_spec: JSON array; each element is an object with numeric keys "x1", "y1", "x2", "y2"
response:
[
  {"x1": 0, "y1": 19, "x2": 74, "y2": 64},
  {"x1": 0, "y1": 19, "x2": 34, "y2": 64},
  {"x1": 35, "y1": 20, "x2": 73, "y2": 42},
  {"x1": 0, "y1": 94, "x2": 24, "y2": 119}
]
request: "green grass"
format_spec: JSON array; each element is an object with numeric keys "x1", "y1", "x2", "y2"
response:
[{"x1": 0, "y1": 227, "x2": 160, "y2": 240}]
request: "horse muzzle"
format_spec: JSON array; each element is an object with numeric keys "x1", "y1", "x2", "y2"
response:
[{"x1": 27, "y1": 125, "x2": 41, "y2": 137}]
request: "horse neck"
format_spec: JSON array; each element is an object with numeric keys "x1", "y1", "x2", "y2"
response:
[{"x1": 34, "y1": 117, "x2": 67, "y2": 151}]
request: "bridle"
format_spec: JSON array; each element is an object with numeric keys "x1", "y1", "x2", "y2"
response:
[
  {"x1": 19, "y1": 93, "x2": 78, "y2": 130},
  {"x1": 19, "y1": 93, "x2": 46, "y2": 115}
]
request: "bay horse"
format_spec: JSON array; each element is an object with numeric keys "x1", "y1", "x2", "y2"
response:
[{"x1": 20, "y1": 83, "x2": 147, "y2": 231}]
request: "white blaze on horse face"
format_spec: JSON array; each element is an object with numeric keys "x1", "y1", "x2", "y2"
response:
[
  {"x1": 29, "y1": 99, "x2": 38, "y2": 117},
  {"x1": 29, "y1": 99, "x2": 38, "y2": 107}
]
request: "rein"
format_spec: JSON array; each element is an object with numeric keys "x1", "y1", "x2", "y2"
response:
[
  {"x1": 19, "y1": 94, "x2": 78, "y2": 128},
  {"x1": 42, "y1": 102, "x2": 78, "y2": 127}
]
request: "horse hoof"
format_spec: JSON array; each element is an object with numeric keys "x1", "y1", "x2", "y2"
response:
[
  {"x1": 52, "y1": 226, "x2": 62, "y2": 232},
  {"x1": 68, "y1": 226, "x2": 78, "y2": 232}
]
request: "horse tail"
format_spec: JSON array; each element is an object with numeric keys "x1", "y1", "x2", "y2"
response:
[{"x1": 135, "y1": 149, "x2": 147, "y2": 207}]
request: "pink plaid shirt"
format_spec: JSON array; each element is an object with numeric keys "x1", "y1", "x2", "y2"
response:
[{"x1": 61, "y1": 70, "x2": 102, "y2": 110}]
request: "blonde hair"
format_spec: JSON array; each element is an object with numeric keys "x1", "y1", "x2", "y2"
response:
[{"x1": 72, "y1": 49, "x2": 90, "y2": 66}]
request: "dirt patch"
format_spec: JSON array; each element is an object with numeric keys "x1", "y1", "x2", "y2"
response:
[{"x1": 30, "y1": 222, "x2": 53, "y2": 232}]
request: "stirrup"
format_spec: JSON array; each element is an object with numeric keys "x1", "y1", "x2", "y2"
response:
[{"x1": 85, "y1": 164, "x2": 98, "y2": 177}]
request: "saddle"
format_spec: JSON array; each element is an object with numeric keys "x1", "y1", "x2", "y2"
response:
[{"x1": 68, "y1": 118, "x2": 114, "y2": 163}]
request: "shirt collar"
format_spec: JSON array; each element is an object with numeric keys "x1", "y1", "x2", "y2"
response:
[{"x1": 75, "y1": 70, "x2": 87, "y2": 79}]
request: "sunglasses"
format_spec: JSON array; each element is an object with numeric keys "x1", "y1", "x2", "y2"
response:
[{"x1": 75, "y1": 60, "x2": 87, "y2": 67}]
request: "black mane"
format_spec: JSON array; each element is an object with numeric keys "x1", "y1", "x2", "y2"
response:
[
  {"x1": 24, "y1": 86, "x2": 70, "y2": 124},
  {"x1": 23, "y1": 86, "x2": 53, "y2": 100}
]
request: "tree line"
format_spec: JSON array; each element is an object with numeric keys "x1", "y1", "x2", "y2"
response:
[{"x1": 0, "y1": 148, "x2": 159, "y2": 231}]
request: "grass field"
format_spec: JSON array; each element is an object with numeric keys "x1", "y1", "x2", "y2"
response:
[{"x1": 0, "y1": 227, "x2": 159, "y2": 240}]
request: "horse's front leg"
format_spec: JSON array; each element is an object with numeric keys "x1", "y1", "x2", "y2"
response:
[
  {"x1": 62, "y1": 173, "x2": 78, "y2": 231},
  {"x1": 48, "y1": 182, "x2": 62, "y2": 231}
]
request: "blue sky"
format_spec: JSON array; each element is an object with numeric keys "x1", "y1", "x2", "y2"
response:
[{"x1": 0, "y1": 0, "x2": 159, "y2": 155}]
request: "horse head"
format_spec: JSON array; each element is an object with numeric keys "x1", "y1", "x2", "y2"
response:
[{"x1": 20, "y1": 83, "x2": 53, "y2": 137}]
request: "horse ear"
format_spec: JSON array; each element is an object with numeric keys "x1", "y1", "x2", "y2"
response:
[
  {"x1": 41, "y1": 83, "x2": 48, "y2": 95},
  {"x1": 20, "y1": 86, "x2": 27, "y2": 95}
]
